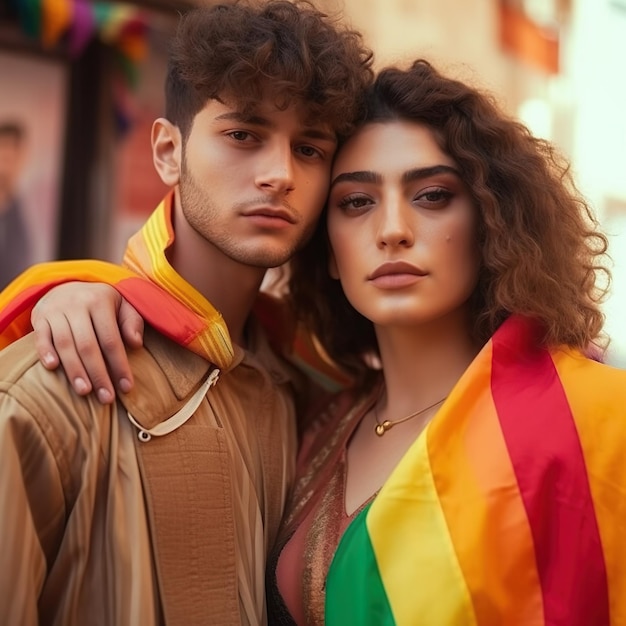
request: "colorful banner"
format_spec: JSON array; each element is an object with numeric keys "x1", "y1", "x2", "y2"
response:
[
  {"x1": 11, "y1": 0, "x2": 148, "y2": 80},
  {"x1": 10, "y1": 0, "x2": 150, "y2": 133}
]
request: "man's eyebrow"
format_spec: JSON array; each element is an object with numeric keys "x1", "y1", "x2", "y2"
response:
[
  {"x1": 214, "y1": 111, "x2": 270, "y2": 126},
  {"x1": 214, "y1": 111, "x2": 336, "y2": 143},
  {"x1": 401, "y1": 165, "x2": 461, "y2": 184},
  {"x1": 301, "y1": 128, "x2": 337, "y2": 143},
  {"x1": 330, "y1": 170, "x2": 382, "y2": 188}
]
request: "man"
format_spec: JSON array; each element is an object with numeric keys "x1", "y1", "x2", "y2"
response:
[
  {"x1": 0, "y1": 121, "x2": 32, "y2": 289},
  {"x1": 0, "y1": 2, "x2": 372, "y2": 624}
]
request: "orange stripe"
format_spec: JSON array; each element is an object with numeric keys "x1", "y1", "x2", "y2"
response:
[
  {"x1": 429, "y1": 341, "x2": 544, "y2": 624},
  {"x1": 552, "y1": 349, "x2": 626, "y2": 624}
]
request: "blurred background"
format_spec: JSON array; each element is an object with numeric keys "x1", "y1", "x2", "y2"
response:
[{"x1": 0, "y1": 0, "x2": 624, "y2": 365}]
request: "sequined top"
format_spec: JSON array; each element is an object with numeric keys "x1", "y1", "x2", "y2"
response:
[{"x1": 267, "y1": 385, "x2": 382, "y2": 625}]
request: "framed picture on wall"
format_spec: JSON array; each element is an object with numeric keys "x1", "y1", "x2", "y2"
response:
[{"x1": 0, "y1": 49, "x2": 68, "y2": 289}]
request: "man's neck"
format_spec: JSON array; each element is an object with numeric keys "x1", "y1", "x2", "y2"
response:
[{"x1": 167, "y1": 205, "x2": 267, "y2": 348}]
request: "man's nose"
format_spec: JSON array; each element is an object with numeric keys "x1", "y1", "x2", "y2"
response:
[{"x1": 255, "y1": 141, "x2": 295, "y2": 194}]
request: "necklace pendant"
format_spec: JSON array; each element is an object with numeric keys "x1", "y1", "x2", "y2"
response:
[{"x1": 374, "y1": 420, "x2": 392, "y2": 437}]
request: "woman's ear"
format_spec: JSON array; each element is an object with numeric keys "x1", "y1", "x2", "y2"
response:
[
  {"x1": 328, "y1": 250, "x2": 340, "y2": 280},
  {"x1": 152, "y1": 118, "x2": 182, "y2": 187}
]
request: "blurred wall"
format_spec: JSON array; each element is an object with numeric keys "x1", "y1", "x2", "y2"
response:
[{"x1": 569, "y1": 0, "x2": 626, "y2": 365}]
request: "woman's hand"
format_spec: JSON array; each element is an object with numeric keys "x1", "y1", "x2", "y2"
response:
[{"x1": 31, "y1": 282, "x2": 144, "y2": 403}]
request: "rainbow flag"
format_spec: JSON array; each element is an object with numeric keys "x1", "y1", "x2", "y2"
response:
[
  {"x1": 326, "y1": 316, "x2": 626, "y2": 625},
  {"x1": 0, "y1": 192, "x2": 233, "y2": 369}
]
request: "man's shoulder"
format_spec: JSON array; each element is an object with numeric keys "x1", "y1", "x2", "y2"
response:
[
  {"x1": 0, "y1": 334, "x2": 124, "y2": 493},
  {"x1": 0, "y1": 333, "x2": 112, "y2": 434},
  {"x1": 0, "y1": 332, "x2": 41, "y2": 383}
]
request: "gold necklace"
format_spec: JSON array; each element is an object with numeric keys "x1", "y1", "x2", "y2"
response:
[{"x1": 374, "y1": 396, "x2": 447, "y2": 437}]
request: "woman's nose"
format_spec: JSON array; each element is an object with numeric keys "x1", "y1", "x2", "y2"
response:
[{"x1": 376, "y1": 199, "x2": 415, "y2": 248}]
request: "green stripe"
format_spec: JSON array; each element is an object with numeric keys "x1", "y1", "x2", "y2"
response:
[{"x1": 325, "y1": 501, "x2": 396, "y2": 626}]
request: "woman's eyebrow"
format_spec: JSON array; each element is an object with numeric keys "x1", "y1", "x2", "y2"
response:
[
  {"x1": 402, "y1": 164, "x2": 461, "y2": 184},
  {"x1": 330, "y1": 164, "x2": 462, "y2": 190},
  {"x1": 330, "y1": 170, "x2": 381, "y2": 188}
]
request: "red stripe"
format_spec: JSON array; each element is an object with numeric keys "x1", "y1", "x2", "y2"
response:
[
  {"x1": 115, "y1": 277, "x2": 207, "y2": 346},
  {"x1": 490, "y1": 317, "x2": 609, "y2": 624}
]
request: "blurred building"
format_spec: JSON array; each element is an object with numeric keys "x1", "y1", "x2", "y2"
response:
[{"x1": 1, "y1": 0, "x2": 624, "y2": 363}]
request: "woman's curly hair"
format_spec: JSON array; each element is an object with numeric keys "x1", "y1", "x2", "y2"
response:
[
  {"x1": 289, "y1": 59, "x2": 610, "y2": 382},
  {"x1": 165, "y1": 0, "x2": 373, "y2": 141}
]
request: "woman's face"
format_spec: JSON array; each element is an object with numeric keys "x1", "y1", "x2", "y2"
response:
[{"x1": 326, "y1": 120, "x2": 480, "y2": 329}]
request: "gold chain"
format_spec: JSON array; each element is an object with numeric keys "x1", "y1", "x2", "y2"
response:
[{"x1": 374, "y1": 396, "x2": 447, "y2": 437}]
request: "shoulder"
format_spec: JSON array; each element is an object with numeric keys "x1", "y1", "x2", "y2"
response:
[
  {"x1": 0, "y1": 332, "x2": 39, "y2": 383},
  {"x1": 553, "y1": 347, "x2": 626, "y2": 409},
  {"x1": 0, "y1": 333, "x2": 112, "y2": 454}
]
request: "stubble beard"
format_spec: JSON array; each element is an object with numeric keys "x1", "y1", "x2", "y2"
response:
[{"x1": 178, "y1": 164, "x2": 311, "y2": 269}]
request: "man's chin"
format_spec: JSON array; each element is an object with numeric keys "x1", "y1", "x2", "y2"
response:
[
  {"x1": 241, "y1": 248, "x2": 296, "y2": 270},
  {"x1": 251, "y1": 255, "x2": 293, "y2": 270}
]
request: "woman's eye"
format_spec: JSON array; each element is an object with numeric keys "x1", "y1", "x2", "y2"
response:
[
  {"x1": 337, "y1": 195, "x2": 372, "y2": 211},
  {"x1": 416, "y1": 188, "x2": 453, "y2": 204}
]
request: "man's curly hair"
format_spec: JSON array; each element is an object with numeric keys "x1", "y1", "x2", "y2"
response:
[
  {"x1": 165, "y1": 0, "x2": 374, "y2": 141},
  {"x1": 289, "y1": 60, "x2": 611, "y2": 383}
]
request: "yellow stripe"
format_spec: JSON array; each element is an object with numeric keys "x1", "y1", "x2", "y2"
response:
[
  {"x1": 367, "y1": 432, "x2": 477, "y2": 625},
  {"x1": 123, "y1": 195, "x2": 234, "y2": 365},
  {"x1": 551, "y1": 348, "x2": 626, "y2": 624}
]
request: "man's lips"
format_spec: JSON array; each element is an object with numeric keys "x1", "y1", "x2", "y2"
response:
[
  {"x1": 242, "y1": 207, "x2": 296, "y2": 225},
  {"x1": 368, "y1": 261, "x2": 427, "y2": 280}
]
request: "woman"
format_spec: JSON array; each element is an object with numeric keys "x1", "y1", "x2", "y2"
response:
[
  {"x1": 6, "y1": 60, "x2": 626, "y2": 624},
  {"x1": 268, "y1": 60, "x2": 626, "y2": 624}
]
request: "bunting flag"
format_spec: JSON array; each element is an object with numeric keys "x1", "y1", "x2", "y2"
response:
[
  {"x1": 0, "y1": 192, "x2": 234, "y2": 370},
  {"x1": 41, "y1": 0, "x2": 72, "y2": 48},
  {"x1": 325, "y1": 315, "x2": 626, "y2": 625},
  {"x1": 67, "y1": 0, "x2": 96, "y2": 57},
  {"x1": 11, "y1": 0, "x2": 147, "y2": 79},
  {"x1": 10, "y1": 0, "x2": 149, "y2": 134}
]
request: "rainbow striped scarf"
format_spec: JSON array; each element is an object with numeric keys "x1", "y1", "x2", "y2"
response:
[
  {"x1": 0, "y1": 191, "x2": 348, "y2": 390},
  {"x1": 0, "y1": 192, "x2": 234, "y2": 367},
  {"x1": 325, "y1": 316, "x2": 626, "y2": 625}
]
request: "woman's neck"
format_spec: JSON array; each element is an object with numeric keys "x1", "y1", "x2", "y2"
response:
[{"x1": 374, "y1": 311, "x2": 481, "y2": 418}]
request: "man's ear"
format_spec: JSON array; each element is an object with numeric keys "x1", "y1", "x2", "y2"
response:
[
  {"x1": 328, "y1": 250, "x2": 340, "y2": 279},
  {"x1": 152, "y1": 118, "x2": 182, "y2": 186}
]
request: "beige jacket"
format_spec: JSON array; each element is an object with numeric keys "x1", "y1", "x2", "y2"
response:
[{"x1": 0, "y1": 323, "x2": 297, "y2": 626}]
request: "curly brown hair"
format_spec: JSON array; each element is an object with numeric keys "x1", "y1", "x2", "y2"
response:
[
  {"x1": 289, "y1": 59, "x2": 610, "y2": 382},
  {"x1": 164, "y1": 0, "x2": 373, "y2": 141}
]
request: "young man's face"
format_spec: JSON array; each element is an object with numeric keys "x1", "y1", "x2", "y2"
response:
[{"x1": 175, "y1": 96, "x2": 338, "y2": 269}]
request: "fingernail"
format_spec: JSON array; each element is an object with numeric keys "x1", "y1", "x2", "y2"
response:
[
  {"x1": 43, "y1": 353, "x2": 56, "y2": 367},
  {"x1": 73, "y1": 378, "x2": 89, "y2": 394},
  {"x1": 97, "y1": 388, "x2": 113, "y2": 404},
  {"x1": 119, "y1": 378, "x2": 132, "y2": 393}
]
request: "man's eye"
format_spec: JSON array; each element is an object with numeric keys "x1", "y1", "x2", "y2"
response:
[
  {"x1": 298, "y1": 145, "x2": 322, "y2": 158},
  {"x1": 228, "y1": 131, "x2": 251, "y2": 141}
]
